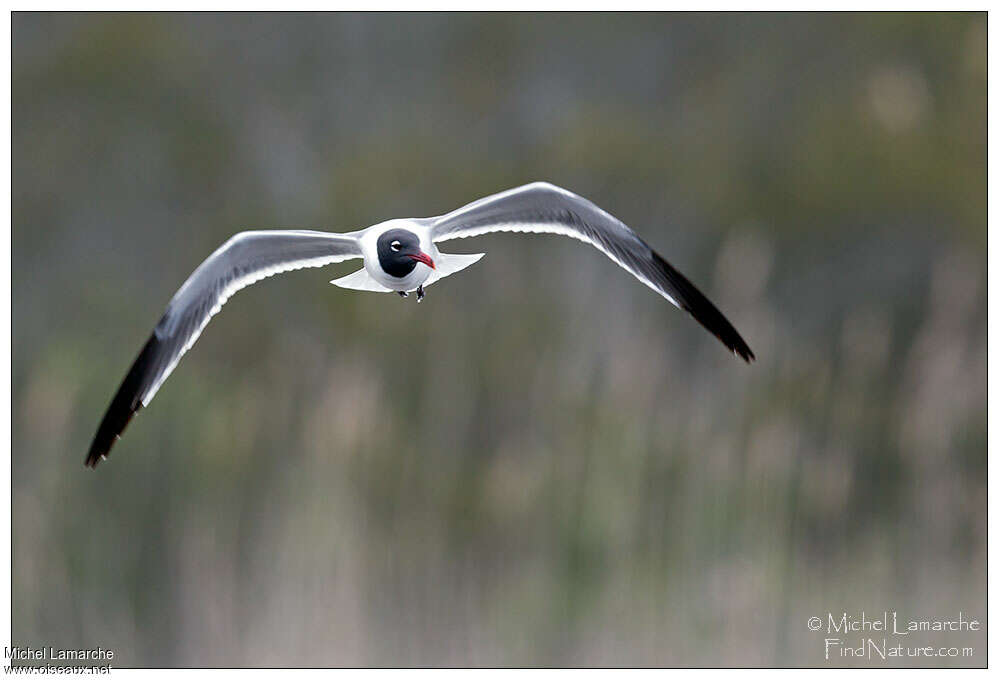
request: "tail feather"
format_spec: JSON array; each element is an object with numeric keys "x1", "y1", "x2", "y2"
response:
[
  {"x1": 423, "y1": 252, "x2": 484, "y2": 287},
  {"x1": 329, "y1": 268, "x2": 394, "y2": 292}
]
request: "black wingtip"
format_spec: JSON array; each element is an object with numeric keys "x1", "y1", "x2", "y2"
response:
[
  {"x1": 650, "y1": 252, "x2": 756, "y2": 365},
  {"x1": 717, "y1": 316, "x2": 755, "y2": 363},
  {"x1": 85, "y1": 407, "x2": 139, "y2": 468},
  {"x1": 734, "y1": 341, "x2": 755, "y2": 364},
  {"x1": 85, "y1": 395, "x2": 142, "y2": 468},
  {"x1": 85, "y1": 334, "x2": 159, "y2": 468},
  {"x1": 692, "y1": 306, "x2": 755, "y2": 364},
  {"x1": 704, "y1": 316, "x2": 754, "y2": 364}
]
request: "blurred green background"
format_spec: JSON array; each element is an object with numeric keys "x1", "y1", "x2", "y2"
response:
[{"x1": 13, "y1": 12, "x2": 986, "y2": 667}]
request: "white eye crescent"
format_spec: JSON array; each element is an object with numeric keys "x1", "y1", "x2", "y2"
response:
[{"x1": 390, "y1": 240, "x2": 402, "y2": 252}]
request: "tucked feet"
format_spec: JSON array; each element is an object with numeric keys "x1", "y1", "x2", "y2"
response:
[
  {"x1": 397, "y1": 291, "x2": 408, "y2": 298},
  {"x1": 416, "y1": 285, "x2": 425, "y2": 303}
]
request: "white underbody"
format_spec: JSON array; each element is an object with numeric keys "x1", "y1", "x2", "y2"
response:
[{"x1": 330, "y1": 220, "x2": 483, "y2": 293}]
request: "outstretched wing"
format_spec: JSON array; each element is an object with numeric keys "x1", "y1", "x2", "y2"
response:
[
  {"x1": 86, "y1": 230, "x2": 362, "y2": 467},
  {"x1": 431, "y1": 182, "x2": 754, "y2": 363}
]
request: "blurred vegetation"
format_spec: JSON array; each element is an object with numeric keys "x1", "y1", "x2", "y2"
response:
[{"x1": 13, "y1": 13, "x2": 986, "y2": 666}]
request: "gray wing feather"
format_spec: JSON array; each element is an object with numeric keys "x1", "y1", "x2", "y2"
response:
[
  {"x1": 86, "y1": 230, "x2": 361, "y2": 467},
  {"x1": 431, "y1": 182, "x2": 754, "y2": 362}
]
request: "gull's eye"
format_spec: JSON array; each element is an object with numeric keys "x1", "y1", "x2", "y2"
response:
[{"x1": 390, "y1": 240, "x2": 402, "y2": 252}]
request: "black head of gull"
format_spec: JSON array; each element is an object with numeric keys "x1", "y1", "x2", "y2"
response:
[{"x1": 376, "y1": 228, "x2": 435, "y2": 278}]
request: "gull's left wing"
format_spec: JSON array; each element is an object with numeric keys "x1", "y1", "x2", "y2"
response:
[{"x1": 430, "y1": 182, "x2": 755, "y2": 362}]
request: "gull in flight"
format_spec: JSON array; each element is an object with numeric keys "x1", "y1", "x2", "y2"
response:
[{"x1": 86, "y1": 182, "x2": 754, "y2": 467}]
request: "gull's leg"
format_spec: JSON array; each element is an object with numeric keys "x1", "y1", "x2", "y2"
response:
[
  {"x1": 416, "y1": 285, "x2": 425, "y2": 303},
  {"x1": 397, "y1": 291, "x2": 408, "y2": 298}
]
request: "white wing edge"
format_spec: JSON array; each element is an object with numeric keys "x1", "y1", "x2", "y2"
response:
[
  {"x1": 433, "y1": 220, "x2": 680, "y2": 308},
  {"x1": 143, "y1": 253, "x2": 358, "y2": 405}
]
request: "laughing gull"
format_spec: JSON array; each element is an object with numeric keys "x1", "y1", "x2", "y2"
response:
[{"x1": 86, "y1": 182, "x2": 754, "y2": 467}]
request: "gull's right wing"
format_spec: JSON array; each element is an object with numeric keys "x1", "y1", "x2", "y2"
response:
[{"x1": 86, "y1": 230, "x2": 362, "y2": 467}]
